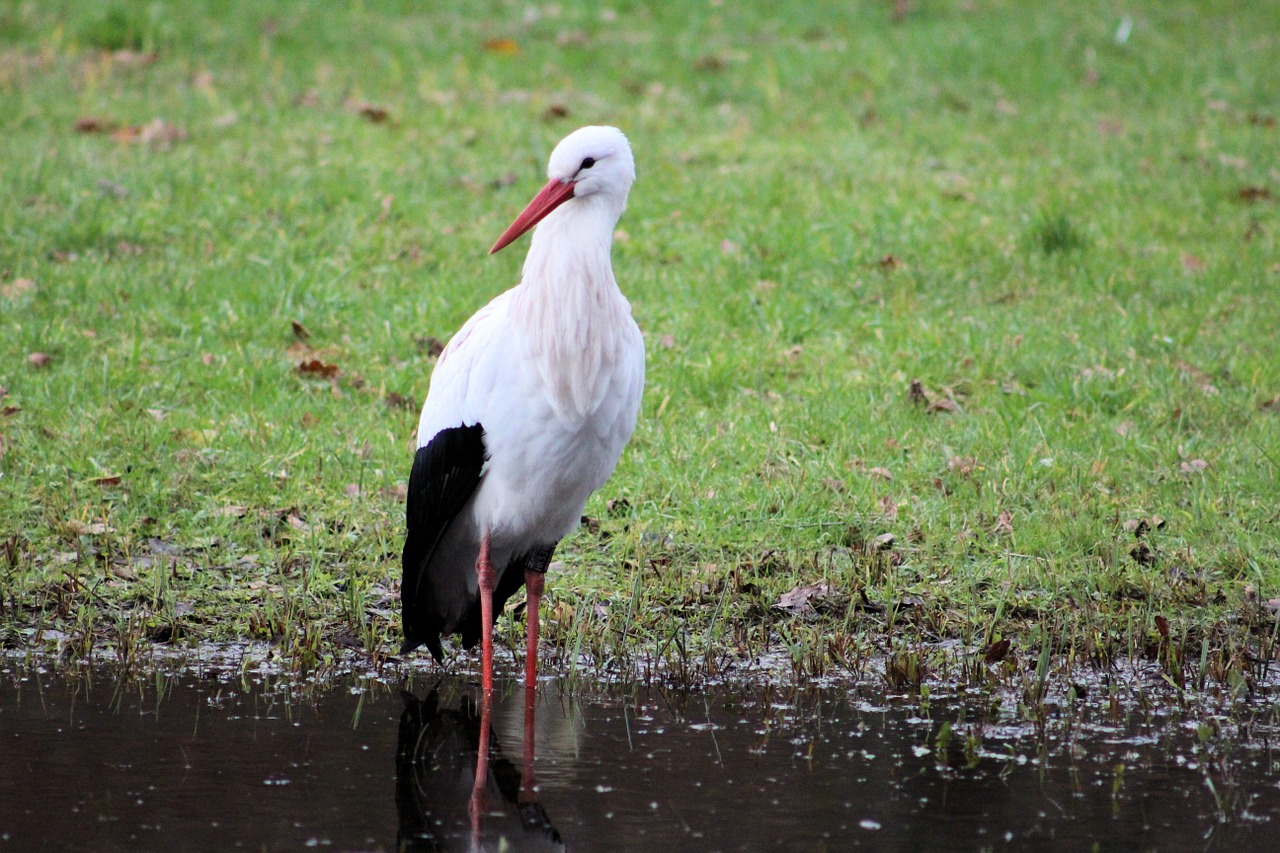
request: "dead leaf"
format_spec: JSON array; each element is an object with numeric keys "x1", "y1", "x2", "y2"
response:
[
  {"x1": 878, "y1": 496, "x2": 898, "y2": 520},
  {"x1": 873, "y1": 533, "x2": 896, "y2": 551},
  {"x1": 27, "y1": 352, "x2": 51, "y2": 368},
  {"x1": 823, "y1": 477, "x2": 846, "y2": 493},
  {"x1": 908, "y1": 379, "x2": 929, "y2": 406},
  {"x1": 774, "y1": 582, "x2": 834, "y2": 614},
  {"x1": 927, "y1": 397, "x2": 960, "y2": 414},
  {"x1": 992, "y1": 510, "x2": 1014, "y2": 536},
  {"x1": 414, "y1": 336, "x2": 445, "y2": 356},
  {"x1": 1180, "y1": 459, "x2": 1209, "y2": 475},
  {"x1": 947, "y1": 456, "x2": 976, "y2": 475},
  {"x1": 2, "y1": 278, "x2": 35, "y2": 299},
  {"x1": 297, "y1": 358, "x2": 339, "y2": 378},
  {"x1": 1130, "y1": 542, "x2": 1157, "y2": 566},
  {"x1": 1238, "y1": 186, "x2": 1272, "y2": 203},
  {"x1": 111, "y1": 49, "x2": 157, "y2": 67},
  {"x1": 215, "y1": 505, "x2": 248, "y2": 518},
  {"x1": 1260, "y1": 397, "x2": 1280, "y2": 412},
  {"x1": 869, "y1": 466, "x2": 893, "y2": 481},
  {"x1": 541, "y1": 104, "x2": 569, "y2": 121},
  {"x1": 384, "y1": 391, "x2": 416, "y2": 410},
  {"x1": 92, "y1": 475, "x2": 122, "y2": 487},
  {"x1": 2, "y1": 405, "x2": 20, "y2": 417},
  {"x1": 353, "y1": 102, "x2": 391, "y2": 123},
  {"x1": 878, "y1": 254, "x2": 901, "y2": 270},
  {"x1": 483, "y1": 37, "x2": 520, "y2": 54},
  {"x1": 983, "y1": 638, "x2": 1011, "y2": 663},
  {"x1": 286, "y1": 512, "x2": 311, "y2": 533},
  {"x1": 291, "y1": 320, "x2": 311, "y2": 340},
  {"x1": 74, "y1": 117, "x2": 117, "y2": 134}
]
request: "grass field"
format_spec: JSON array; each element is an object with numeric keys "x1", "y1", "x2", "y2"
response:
[{"x1": 2, "y1": 1, "x2": 1277, "y2": 694}]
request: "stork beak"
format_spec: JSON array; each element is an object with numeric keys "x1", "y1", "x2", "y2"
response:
[{"x1": 489, "y1": 178, "x2": 577, "y2": 254}]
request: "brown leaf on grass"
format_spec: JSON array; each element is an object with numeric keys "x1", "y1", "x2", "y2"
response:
[
  {"x1": 381, "y1": 483, "x2": 409, "y2": 502},
  {"x1": 908, "y1": 379, "x2": 929, "y2": 406},
  {"x1": 27, "y1": 352, "x2": 51, "y2": 368},
  {"x1": 983, "y1": 638, "x2": 1011, "y2": 664},
  {"x1": 297, "y1": 358, "x2": 339, "y2": 378},
  {"x1": 1238, "y1": 186, "x2": 1272, "y2": 203},
  {"x1": 2, "y1": 405, "x2": 20, "y2": 417},
  {"x1": 483, "y1": 37, "x2": 520, "y2": 54},
  {"x1": 774, "y1": 582, "x2": 834, "y2": 615},
  {"x1": 384, "y1": 391, "x2": 416, "y2": 411},
  {"x1": 541, "y1": 104, "x2": 569, "y2": 121},
  {"x1": 92, "y1": 475, "x2": 122, "y2": 487},
  {"x1": 1, "y1": 278, "x2": 35, "y2": 299},
  {"x1": 1180, "y1": 459, "x2": 1209, "y2": 475},
  {"x1": 1249, "y1": 113, "x2": 1277, "y2": 128},
  {"x1": 291, "y1": 320, "x2": 311, "y2": 340},
  {"x1": 1130, "y1": 542, "x2": 1157, "y2": 566},
  {"x1": 215, "y1": 505, "x2": 248, "y2": 518},
  {"x1": 869, "y1": 466, "x2": 893, "y2": 481},
  {"x1": 75, "y1": 116, "x2": 117, "y2": 134},
  {"x1": 878, "y1": 253, "x2": 901, "y2": 270},
  {"x1": 878, "y1": 496, "x2": 899, "y2": 520},
  {"x1": 823, "y1": 477, "x2": 846, "y2": 493},
  {"x1": 992, "y1": 510, "x2": 1014, "y2": 536},
  {"x1": 1181, "y1": 253, "x2": 1205, "y2": 272},
  {"x1": 110, "y1": 49, "x2": 158, "y2": 68},
  {"x1": 285, "y1": 512, "x2": 312, "y2": 533},
  {"x1": 927, "y1": 397, "x2": 960, "y2": 414},
  {"x1": 1123, "y1": 515, "x2": 1166, "y2": 538},
  {"x1": 872, "y1": 533, "x2": 896, "y2": 551},
  {"x1": 1154, "y1": 614, "x2": 1169, "y2": 638},
  {"x1": 947, "y1": 456, "x2": 976, "y2": 475},
  {"x1": 417, "y1": 333, "x2": 448, "y2": 353},
  {"x1": 110, "y1": 118, "x2": 188, "y2": 147},
  {"x1": 1261, "y1": 397, "x2": 1280, "y2": 412},
  {"x1": 353, "y1": 103, "x2": 391, "y2": 123}
]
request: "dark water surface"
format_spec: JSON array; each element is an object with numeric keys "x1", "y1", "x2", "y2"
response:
[{"x1": 2, "y1": 663, "x2": 1277, "y2": 851}]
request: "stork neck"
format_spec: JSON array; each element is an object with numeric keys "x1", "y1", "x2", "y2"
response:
[{"x1": 518, "y1": 193, "x2": 621, "y2": 296}]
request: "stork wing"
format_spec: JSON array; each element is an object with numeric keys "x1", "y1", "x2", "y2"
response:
[{"x1": 400, "y1": 424, "x2": 487, "y2": 659}]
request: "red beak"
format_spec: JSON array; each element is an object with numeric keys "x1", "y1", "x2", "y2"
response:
[{"x1": 489, "y1": 178, "x2": 577, "y2": 255}]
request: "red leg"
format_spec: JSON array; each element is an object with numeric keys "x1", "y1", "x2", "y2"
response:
[
  {"x1": 477, "y1": 531, "x2": 496, "y2": 702},
  {"x1": 469, "y1": 696, "x2": 492, "y2": 842},
  {"x1": 521, "y1": 567, "x2": 544, "y2": 803}
]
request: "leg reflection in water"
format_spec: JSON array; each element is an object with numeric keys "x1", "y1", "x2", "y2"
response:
[{"x1": 396, "y1": 687, "x2": 564, "y2": 852}]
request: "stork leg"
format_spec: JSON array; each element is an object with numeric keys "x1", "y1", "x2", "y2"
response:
[
  {"x1": 469, "y1": 695, "x2": 492, "y2": 843},
  {"x1": 477, "y1": 530, "x2": 496, "y2": 702},
  {"x1": 521, "y1": 566, "x2": 545, "y2": 803}
]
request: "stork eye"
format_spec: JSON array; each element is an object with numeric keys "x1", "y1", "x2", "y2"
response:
[{"x1": 579, "y1": 157, "x2": 596, "y2": 171}]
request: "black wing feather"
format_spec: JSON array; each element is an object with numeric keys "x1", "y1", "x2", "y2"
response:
[{"x1": 400, "y1": 424, "x2": 487, "y2": 660}]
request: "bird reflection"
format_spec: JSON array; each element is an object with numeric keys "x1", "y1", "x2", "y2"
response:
[{"x1": 396, "y1": 686, "x2": 565, "y2": 852}]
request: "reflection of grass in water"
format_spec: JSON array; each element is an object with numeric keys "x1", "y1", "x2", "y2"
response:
[{"x1": 0, "y1": 1, "x2": 1277, "y2": 700}]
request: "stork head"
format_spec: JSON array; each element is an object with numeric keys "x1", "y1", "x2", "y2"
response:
[{"x1": 490, "y1": 126, "x2": 635, "y2": 254}]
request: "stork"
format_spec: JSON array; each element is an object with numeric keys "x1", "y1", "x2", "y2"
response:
[{"x1": 400, "y1": 126, "x2": 644, "y2": 708}]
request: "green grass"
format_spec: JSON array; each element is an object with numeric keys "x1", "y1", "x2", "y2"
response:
[{"x1": 1, "y1": 1, "x2": 1277, "y2": 691}]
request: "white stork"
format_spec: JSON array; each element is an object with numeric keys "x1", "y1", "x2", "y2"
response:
[{"x1": 400, "y1": 126, "x2": 644, "y2": 703}]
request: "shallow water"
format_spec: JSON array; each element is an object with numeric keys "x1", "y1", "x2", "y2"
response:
[{"x1": 2, "y1": 664, "x2": 1277, "y2": 851}]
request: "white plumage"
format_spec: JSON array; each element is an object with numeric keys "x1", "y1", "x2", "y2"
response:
[{"x1": 400, "y1": 126, "x2": 644, "y2": 692}]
